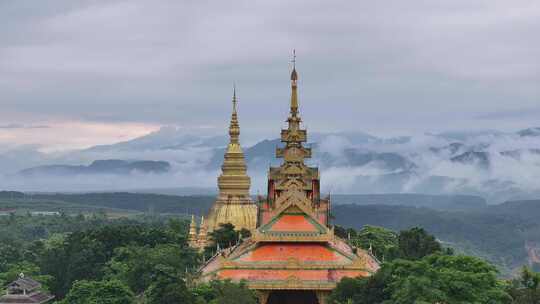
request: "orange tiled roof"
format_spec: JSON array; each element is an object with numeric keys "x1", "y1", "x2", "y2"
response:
[
  {"x1": 268, "y1": 214, "x2": 319, "y2": 232},
  {"x1": 237, "y1": 243, "x2": 341, "y2": 262}
]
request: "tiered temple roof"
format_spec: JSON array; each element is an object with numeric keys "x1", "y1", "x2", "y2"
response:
[{"x1": 199, "y1": 57, "x2": 379, "y2": 304}]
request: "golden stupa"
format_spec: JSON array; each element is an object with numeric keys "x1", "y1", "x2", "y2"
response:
[{"x1": 189, "y1": 88, "x2": 258, "y2": 248}]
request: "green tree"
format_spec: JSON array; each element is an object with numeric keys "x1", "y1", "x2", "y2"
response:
[
  {"x1": 145, "y1": 265, "x2": 194, "y2": 304},
  {"x1": 105, "y1": 243, "x2": 198, "y2": 294},
  {"x1": 60, "y1": 279, "x2": 134, "y2": 304},
  {"x1": 39, "y1": 224, "x2": 183, "y2": 297},
  {"x1": 328, "y1": 268, "x2": 391, "y2": 304},
  {"x1": 350, "y1": 225, "x2": 399, "y2": 261},
  {"x1": 330, "y1": 254, "x2": 510, "y2": 304},
  {"x1": 0, "y1": 241, "x2": 22, "y2": 272},
  {"x1": 389, "y1": 254, "x2": 510, "y2": 304},
  {"x1": 209, "y1": 223, "x2": 238, "y2": 249},
  {"x1": 204, "y1": 223, "x2": 244, "y2": 259},
  {"x1": 239, "y1": 228, "x2": 252, "y2": 239},
  {"x1": 193, "y1": 280, "x2": 257, "y2": 304},
  {"x1": 398, "y1": 227, "x2": 442, "y2": 260},
  {"x1": 334, "y1": 225, "x2": 357, "y2": 240},
  {"x1": 507, "y1": 267, "x2": 540, "y2": 303},
  {"x1": 191, "y1": 282, "x2": 217, "y2": 303}
]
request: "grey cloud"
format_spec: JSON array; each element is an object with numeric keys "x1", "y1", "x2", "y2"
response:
[
  {"x1": 475, "y1": 107, "x2": 540, "y2": 120},
  {"x1": 0, "y1": 123, "x2": 50, "y2": 129},
  {"x1": 0, "y1": 0, "x2": 538, "y2": 138}
]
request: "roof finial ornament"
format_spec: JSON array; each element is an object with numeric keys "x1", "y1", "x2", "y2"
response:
[
  {"x1": 228, "y1": 84, "x2": 240, "y2": 144},
  {"x1": 232, "y1": 83, "x2": 237, "y2": 114},
  {"x1": 290, "y1": 49, "x2": 298, "y2": 81},
  {"x1": 289, "y1": 50, "x2": 299, "y2": 118}
]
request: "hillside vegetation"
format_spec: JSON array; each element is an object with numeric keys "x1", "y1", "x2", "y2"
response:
[{"x1": 2, "y1": 191, "x2": 539, "y2": 274}]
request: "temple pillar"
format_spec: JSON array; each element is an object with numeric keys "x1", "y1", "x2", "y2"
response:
[
  {"x1": 257, "y1": 290, "x2": 270, "y2": 304},
  {"x1": 315, "y1": 290, "x2": 330, "y2": 304}
]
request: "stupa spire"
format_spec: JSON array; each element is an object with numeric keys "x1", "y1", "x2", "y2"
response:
[
  {"x1": 192, "y1": 85, "x2": 257, "y2": 246},
  {"x1": 229, "y1": 84, "x2": 240, "y2": 144},
  {"x1": 217, "y1": 86, "x2": 251, "y2": 197}
]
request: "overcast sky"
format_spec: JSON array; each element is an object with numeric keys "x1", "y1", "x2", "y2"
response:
[{"x1": 1, "y1": 0, "x2": 539, "y2": 151}]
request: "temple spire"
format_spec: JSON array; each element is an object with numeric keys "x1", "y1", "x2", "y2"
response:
[
  {"x1": 216, "y1": 86, "x2": 251, "y2": 197},
  {"x1": 290, "y1": 50, "x2": 299, "y2": 118},
  {"x1": 229, "y1": 85, "x2": 240, "y2": 144},
  {"x1": 188, "y1": 215, "x2": 197, "y2": 246},
  {"x1": 275, "y1": 51, "x2": 312, "y2": 166}
]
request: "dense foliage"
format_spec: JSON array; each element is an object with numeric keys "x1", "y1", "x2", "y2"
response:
[
  {"x1": 3, "y1": 191, "x2": 540, "y2": 273},
  {"x1": 0, "y1": 213, "x2": 254, "y2": 303},
  {"x1": 330, "y1": 254, "x2": 511, "y2": 304},
  {"x1": 507, "y1": 267, "x2": 540, "y2": 303},
  {"x1": 336, "y1": 225, "x2": 445, "y2": 262},
  {"x1": 59, "y1": 279, "x2": 134, "y2": 304},
  {"x1": 331, "y1": 225, "x2": 540, "y2": 304},
  {"x1": 2, "y1": 195, "x2": 540, "y2": 303},
  {"x1": 192, "y1": 280, "x2": 258, "y2": 304},
  {"x1": 203, "y1": 223, "x2": 251, "y2": 259}
]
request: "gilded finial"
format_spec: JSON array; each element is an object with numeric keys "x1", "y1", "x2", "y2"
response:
[
  {"x1": 289, "y1": 50, "x2": 299, "y2": 117},
  {"x1": 232, "y1": 83, "x2": 238, "y2": 114},
  {"x1": 291, "y1": 49, "x2": 298, "y2": 81}
]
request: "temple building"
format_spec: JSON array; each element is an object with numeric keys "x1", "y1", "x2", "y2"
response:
[
  {"x1": 189, "y1": 88, "x2": 258, "y2": 249},
  {"x1": 0, "y1": 273, "x2": 54, "y2": 304},
  {"x1": 198, "y1": 60, "x2": 380, "y2": 304}
]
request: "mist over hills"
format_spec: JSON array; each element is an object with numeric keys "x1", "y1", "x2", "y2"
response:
[
  {"x1": 1, "y1": 126, "x2": 540, "y2": 203},
  {"x1": 18, "y1": 160, "x2": 171, "y2": 176}
]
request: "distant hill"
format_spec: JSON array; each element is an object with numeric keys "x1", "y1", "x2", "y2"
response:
[
  {"x1": 430, "y1": 129, "x2": 507, "y2": 141},
  {"x1": 0, "y1": 191, "x2": 25, "y2": 199},
  {"x1": 18, "y1": 160, "x2": 171, "y2": 176},
  {"x1": 31, "y1": 192, "x2": 214, "y2": 216},
  {"x1": 84, "y1": 126, "x2": 228, "y2": 152},
  {"x1": 450, "y1": 151, "x2": 491, "y2": 168},
  {"x1": 331, "y1": 193, "x2": 486, "y2": 211},
  {"x1": 518, "y1": 127, "x2": 540, "y2": 137},
  {"x1": 333, "y1": 199, "x2": 540, "y2": 274}
]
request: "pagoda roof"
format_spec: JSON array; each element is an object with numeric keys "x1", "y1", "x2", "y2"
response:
[
  {"x1": 0, "y1": 292, "x2": 55, "y2": 304},
  {"x1": 7, "y1": 277, "x2": 40, "y2": 292},
  {"x1": 199, "y1": 237, "x2": 379, "y2": 290}
]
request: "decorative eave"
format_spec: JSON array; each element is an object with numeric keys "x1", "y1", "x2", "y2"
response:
[
  {"x1": 222, "y1": 255, "x2": 371, "y2": 270},
  {"x1": 251, "y1": 231, "x2": 332, "y2": 243},
  {"x1": 247, "y1": 278, "x2": 337, "y2": 291},
  {"x1": 199, "y1": 253, "x2": 376, "y2": 289}
]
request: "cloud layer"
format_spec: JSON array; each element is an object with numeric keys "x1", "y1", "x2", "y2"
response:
[
  {"x1": 1, "y1": 0, "x2": 539, "y2": 149},
  {"x1": 2, "y1": 126, "x2": 540, "y2": 203}
]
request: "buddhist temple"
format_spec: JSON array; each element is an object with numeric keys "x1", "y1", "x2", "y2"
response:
[
  {"x1": 189, "y1": 88, "x2": 258, "y2": 249},
  {"x1": 0, "y1": 273, "x2": 54, "y2": 304},
  {"x1": 198, "y1": 57, "x2": 380, "y2": 304}
]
